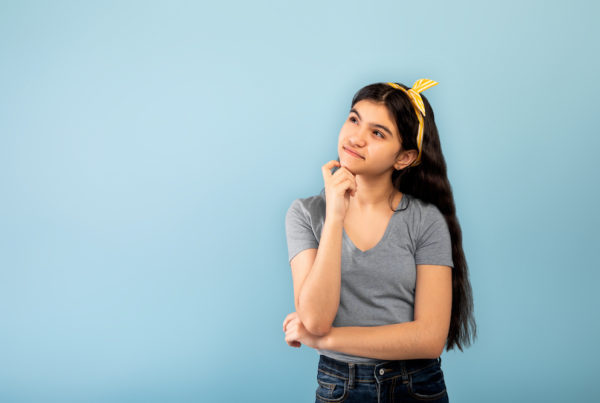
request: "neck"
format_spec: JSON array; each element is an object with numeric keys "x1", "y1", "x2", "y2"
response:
[{"x1": 349, "y1": 174, "x2": 399, "y2": 212}]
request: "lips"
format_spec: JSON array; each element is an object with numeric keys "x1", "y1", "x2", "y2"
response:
[{"x1": 343, "y1": 146, "x2": 364, "y2": 159}]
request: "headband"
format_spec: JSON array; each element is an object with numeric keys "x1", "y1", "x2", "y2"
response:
[{"x1": 386, "y1": 79, "x2": 438, "y2": 167}]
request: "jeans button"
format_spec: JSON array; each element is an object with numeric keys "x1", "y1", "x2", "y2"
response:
[{"x1": 379, "y1": 369, "x2": 385, "y2": 375}]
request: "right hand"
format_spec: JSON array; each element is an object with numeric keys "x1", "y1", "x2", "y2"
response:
[{"x1": 321, "y1": 160, "x2": 357, "y2": 221}]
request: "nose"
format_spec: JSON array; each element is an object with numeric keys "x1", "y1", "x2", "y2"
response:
[{"x1": 348, "y1": 127, "x2": 369, "y2": 146}]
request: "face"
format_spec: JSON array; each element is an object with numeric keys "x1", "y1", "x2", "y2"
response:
[{"x1": 338, "y1": 99, "x2": 416, "y2": 176}]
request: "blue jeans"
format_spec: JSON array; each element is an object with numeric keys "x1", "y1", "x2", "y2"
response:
[{"x1": 315, "y1": 354, "x2": 449, "y2": 402}]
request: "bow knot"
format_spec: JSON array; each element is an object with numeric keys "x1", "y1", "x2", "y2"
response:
[
  {"x1": 386, "y1": 79, "x2": 438, "y2": 116},
  {"x1": 385, "y1": 78, "x2": 438, "y2": 167}
]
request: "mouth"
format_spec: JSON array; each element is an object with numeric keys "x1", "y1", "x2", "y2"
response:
[{"x1": 343, "y1": 146, "x2": 364, "y2": 159}]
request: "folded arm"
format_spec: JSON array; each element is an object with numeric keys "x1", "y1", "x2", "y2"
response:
[
  {"x1": 292, "y1": 218, "x2": 345, "y2": 336},
  {"x1": 318, "y1": 265, "x2": 452, "y2": 360}
]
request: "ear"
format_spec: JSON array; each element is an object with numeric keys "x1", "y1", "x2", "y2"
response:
[{"x1": 394, "y1": 149, "x2": 418, "y2": 170}]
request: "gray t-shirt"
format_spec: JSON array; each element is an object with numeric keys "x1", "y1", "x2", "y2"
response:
[{"x1": 285, "y1": 187, "x2": 453, "y2": 363}]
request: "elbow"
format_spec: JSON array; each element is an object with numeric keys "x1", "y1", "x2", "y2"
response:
[
  {"x1": 305, "y1": 322, "x2": 331, "y2": 337},
  {"x1": 419, "y1": 322, "x2": 446, "y2": 359},
  {"x1": 427, "y1": 337, "x2": 446, "y2": 359},
  {"x1": 297, "y1": 303, "x2": 333, "y2": 337},
  {"x1": 302, "y1": 315, "x2": 332, "y2": 337},
  {"x1": 430, "y1": 343, "x2": 445, "y2": 359}
]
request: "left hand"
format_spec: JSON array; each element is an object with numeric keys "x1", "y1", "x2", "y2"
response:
[{"x1": 283, "y1": 311, "x2": 325, "y2": 349}]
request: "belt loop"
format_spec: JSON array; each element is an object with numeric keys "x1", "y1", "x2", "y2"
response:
[
  {"x1": 400, "y1": 361, "x2": 409, "y2": 384},
  {"x1": 348, "y1": 363, "x2": 355, "y2": 389}
]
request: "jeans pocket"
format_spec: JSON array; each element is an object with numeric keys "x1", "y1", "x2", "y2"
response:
[
  {"x1": 315, "y1": 368, "x2": 348, "y2": 402},
  {"x1": 407, "y1": 361, "x2": 447, "y2": 401}
]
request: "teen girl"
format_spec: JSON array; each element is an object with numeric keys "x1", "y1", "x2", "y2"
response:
[{"x1": 283, "y1": 79, "x2": 476, "y2": 402}]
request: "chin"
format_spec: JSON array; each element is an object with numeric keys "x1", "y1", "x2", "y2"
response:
[{"x1": 339, "y1": 161, "x2": 358, "y2": 175}]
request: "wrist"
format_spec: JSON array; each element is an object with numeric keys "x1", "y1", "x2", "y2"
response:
[
  {"x1": 317, "y1": 327, "x2": 334, "y2": 350},
  {"x1": 324, "y1": 214, "x2": 344, "y2": 227}
]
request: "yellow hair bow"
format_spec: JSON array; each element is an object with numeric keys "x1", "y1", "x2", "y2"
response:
[{"x1": 386, "y1": 79, "x2": 438, "y2": 167}]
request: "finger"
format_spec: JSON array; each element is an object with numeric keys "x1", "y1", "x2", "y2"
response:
[
  {"x1": 283, "y1": 315, "x2": 296, "y2": 332},
  {"x1": 322, "y1": 160, "x2": 341, "y2": 178},
  {"x1": 334, "y1": 166, "x2": 356, "y2": 178},
  {"x1": 331, "y1": 174, "x2": 357, "y2": 191},
  {"x1": 285, "y1": 330, "x2": 297, "y2": 344},
  {"x1": 282, "y1": 312, "x2": 297, "y2": 331},
  {"x1": 339, "y1": 178, "x2": 356, "y2": 193},
  {"x1": 333, "y1": 169, "x2": 358, "y2": 189},
  {"x1": 345, "y1": 174, "x2": 358, "y2": 192},
  {"x1": 287, "y1": 317, "x2": 299, "y2": 331},
  {"x1": 343, "y1": 180, "x2": 357, "y2": 198},
  {"x1": 283, "y1": 314, "x2": 291, "y2": 331},
  {"x1": 284, "y1": 318, "x2": 297, "y2": 335},
  {"x1": 285, "y1": 321, "x2": 299, "y2": 335}
]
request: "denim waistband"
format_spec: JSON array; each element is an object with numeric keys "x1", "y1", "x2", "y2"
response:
[{"x1": 318, "y1": 354, "x2": 441, "y2": 385}]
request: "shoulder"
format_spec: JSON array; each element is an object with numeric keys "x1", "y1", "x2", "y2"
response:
[
  {"x1": 403, "y1": 194, "x2": 444, "y2": 223},
  {"x1": 286, "y1": 188, "x2": 326, "y2": 222},
  {"x1": 403, "y1": 194, "x2": 447, "y2": 242}
]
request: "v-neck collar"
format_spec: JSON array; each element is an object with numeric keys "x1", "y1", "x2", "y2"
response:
[{"x1": 342, "y1": 193, "x2": 408, "y2": 256}]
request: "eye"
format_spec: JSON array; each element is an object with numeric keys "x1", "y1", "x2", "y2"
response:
[
  {"x1": 349, "y1": 116, "x2": 358, "y2": 124},
  {"x1": 374, "y1": 130, "x2": 385, "y2": 139}
]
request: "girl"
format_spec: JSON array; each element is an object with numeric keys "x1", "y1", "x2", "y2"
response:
[{"x1": 283, "y1": 79, "x2": 476, "y2": 402}]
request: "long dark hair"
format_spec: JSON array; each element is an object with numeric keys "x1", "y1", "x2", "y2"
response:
[{"x1": 350, "y1": 82, "x2": 476, "y2": 352}]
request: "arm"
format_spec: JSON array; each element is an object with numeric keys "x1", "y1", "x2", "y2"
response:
[
  {"x1": 318, "y1": 264, "x2": 452, "y2": 359},
  {"x1": 296, "y1": 216, "x2": 344, "y2": 336},
  {"x1": 287, "y1": 161, "x2": 356, "y2": 337}
]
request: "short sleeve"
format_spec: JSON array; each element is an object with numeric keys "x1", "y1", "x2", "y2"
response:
[
  {"x1": 285, "y1": 199, "x2": 319, "y2": 264},
  {"x1": 415, "y1": 206, "x2": 454, "y2": 268}
]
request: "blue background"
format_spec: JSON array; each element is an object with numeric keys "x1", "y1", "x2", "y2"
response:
[{"x1": 1, "y1": 1, "x2": 598, "y2": 402}]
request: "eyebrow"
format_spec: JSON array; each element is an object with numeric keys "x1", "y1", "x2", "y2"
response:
[{"x1": 349, "y1": 108, "x2": 393, "y2": 137}]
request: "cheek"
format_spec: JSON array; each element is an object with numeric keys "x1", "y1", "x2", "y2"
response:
[
  {"x1": 338, "y1": 129, "x2": 350, "y2": 143},
  {"x1": 373, "y1": 149, "x2": 398, "y2": 165}
]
